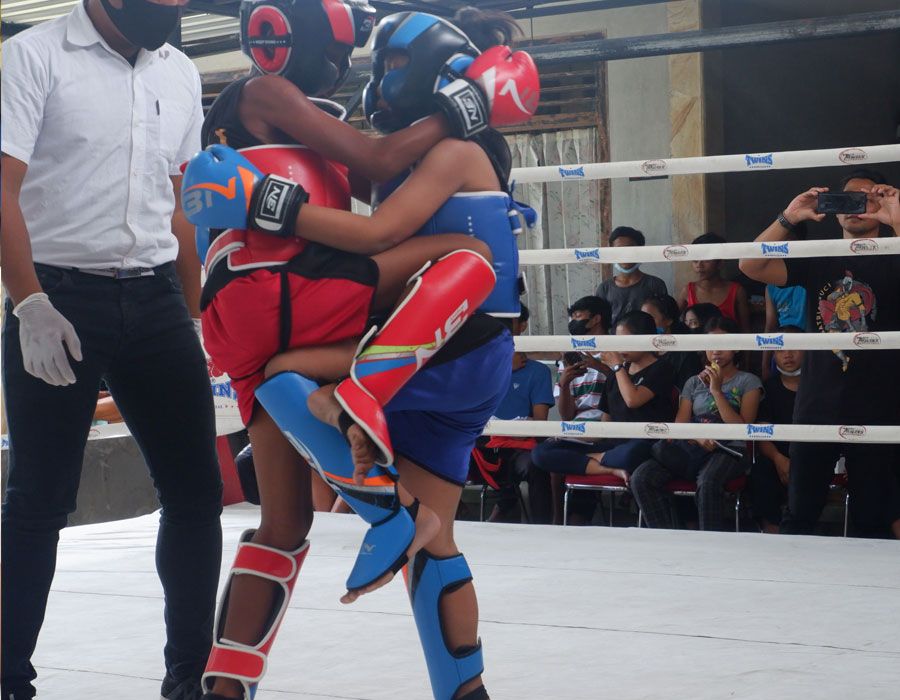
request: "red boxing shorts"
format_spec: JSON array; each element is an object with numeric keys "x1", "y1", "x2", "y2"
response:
[{"x1": 202, "y1": 241, "x2": 379, "y2": 425}]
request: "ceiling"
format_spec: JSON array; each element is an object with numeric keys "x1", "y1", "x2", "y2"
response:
[{"x1": 0, "y1": 0, "x2": 665, "y2": 58}]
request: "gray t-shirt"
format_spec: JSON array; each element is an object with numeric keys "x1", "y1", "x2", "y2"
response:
[
  {"x1": 596, "y1": 273, "x2": 669, "y2": 325},
  {"x1": 681, "y1": 371, "x2": 763, "y2": 443}
]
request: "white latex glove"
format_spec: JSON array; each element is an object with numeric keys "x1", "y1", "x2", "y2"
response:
[{"x1": 13, "y1": 292, "x2": 83, "y2": 386}]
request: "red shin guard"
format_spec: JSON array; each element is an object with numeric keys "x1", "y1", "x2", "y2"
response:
[
  {"x1": 335, "y1": 249, "x2": 496, "y2": 465},
  {"x1": 202, "y1": 530, "x2": 310, "y2": 699}
]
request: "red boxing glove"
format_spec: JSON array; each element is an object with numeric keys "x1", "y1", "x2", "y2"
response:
[{"x1": 466, "y1": 46, "x2": 540, "y2": 126}]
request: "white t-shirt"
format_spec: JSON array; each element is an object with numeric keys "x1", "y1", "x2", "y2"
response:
[{"x1": 1, "y1": 2, "x2": 203, "y2": 269}]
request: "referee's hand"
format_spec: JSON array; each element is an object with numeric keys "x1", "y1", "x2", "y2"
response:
[{"x1": 13, "y1": 292, "x2": 83, "y2": 386}]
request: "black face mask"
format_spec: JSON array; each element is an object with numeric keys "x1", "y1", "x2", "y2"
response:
[
  {"x1": 100, "y1": 0, "x2": 181, "y2": 51},
  {"x1": 568, "y1": 319, "x2": 592, "y2": 336}
]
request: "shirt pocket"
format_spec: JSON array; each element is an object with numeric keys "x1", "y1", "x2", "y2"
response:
[{"x1": 155, "y1": 98, "x2": 192, "y2": 170}]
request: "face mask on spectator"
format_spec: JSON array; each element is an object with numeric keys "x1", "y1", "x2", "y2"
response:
[
  {"x1": 777, "y1": 365, "x2": 802, "y2": 377},
  {"x1": 613, "y1": 263, "x2": 640, "y2": 275},
  {"x1": 568, "y1": 319, "x2": 591, "y2": 335}
]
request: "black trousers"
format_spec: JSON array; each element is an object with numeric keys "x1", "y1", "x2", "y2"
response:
[
  {"x1": 1, "y1": 264, "x2": 223, "y2": 694},
  {"x1": 782, "y1": 441, "x2": 900, "y2": 538}
]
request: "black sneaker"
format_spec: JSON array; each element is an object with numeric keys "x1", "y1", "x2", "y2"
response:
[
  {"x1": 1, "y1": 684, "x2": 36, "y2": 700},
  {"x1": 160, "y1": 675, "x2": 203, "y2": 700}
]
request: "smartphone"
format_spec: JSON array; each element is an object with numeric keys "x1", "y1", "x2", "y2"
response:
[
  {"x1": 562, "y1": 352, "x2": 582, "y2": 367},
  {"x1": 816, "y1": 191, "x2": 867, "y2": 215}
]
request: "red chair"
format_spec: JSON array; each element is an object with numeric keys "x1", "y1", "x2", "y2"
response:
[{"x1": 563, "y1": 474, "x2": 634, "y2": 526}]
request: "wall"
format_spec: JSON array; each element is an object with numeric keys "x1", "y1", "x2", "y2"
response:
[{"x1": 1, "y1": 438, "x2": 160, "y2": 526}]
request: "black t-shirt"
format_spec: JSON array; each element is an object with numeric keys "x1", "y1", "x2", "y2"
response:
[
  {"x1": 599, "y1": 359, "x2": 675, "y2": 423},
  {"x1": 785, "y1": 252, "x2": 900, "y2": 423},
  {"x1": 761, "y1": 376, "x2": 797, "y2": 456},
  {"x1": 202, "y1": 77, "x2": 261, "y2": 150},
  {"x1": 660, "y1": 350, "x2": 704, "y2": 392}
]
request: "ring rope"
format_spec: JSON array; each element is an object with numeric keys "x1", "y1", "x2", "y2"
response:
[
  {"x1": 510, "y1": 143, "x2": 900, "y2": 184},
  {"x1": 482, "y1": 419, "x2": 897, "y2": 444},
  {"x1": 518, "y1": 237, "x2": 900, "y2": 266},
  {"x1": 514, "y1": 331, "x2": 898, "y2": 352}
]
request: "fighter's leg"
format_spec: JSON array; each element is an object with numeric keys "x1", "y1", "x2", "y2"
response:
[
  {"x1": 388, "y1": 456, "x2": 488, "y2": 700},
  {"x1": 331, "y1": 235, "x2": 496, "y2": 467},
  {"x1": 204, "y1": 409, "x2": 313, "y2": 700},
  {"x1": 254, "y1": 370, "x2": 439, "y2": 597}
]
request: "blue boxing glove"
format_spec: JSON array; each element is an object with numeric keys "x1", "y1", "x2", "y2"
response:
[{"x1": 181, "y1": 144, "x2": 308, "y2": 237}]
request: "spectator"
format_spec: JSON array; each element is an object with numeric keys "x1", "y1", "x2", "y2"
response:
[
  {"x1": 678, "y1": 232, "x2": 751, "y2": 331},
  {"x1": 762, "y1": 223, "x2": 808, "y2": 380},
  {"x1": 739, "y1": 171, "x2": 900, "y2": 538},
  {"x1": 642, "y1": 294, "x2": 703, "y2": 390},
  {"x1": 681, "y1": 302, "x2": 723, "y2": 332},
  {"x1": 1, "y1": 2, "x2": 223, "y2": 700},
  {"x1": 469, "y1": 305, "x2": 555, "y2": 523},
  {"x1": 630, "y1": 317, "x2": 762, "y2": 531},
  {"x1": 751, "y1": 330, "x2": 803, "y2": 533},
  {"x1": 595, "y1": 226, "x2": 668, "y2": 325},
  {"x1": 540, "y1": 296, "x2": 611, "y2": 523},
  {"x1": 532, "y1": 311, "x2": 675, "y2": 484}
]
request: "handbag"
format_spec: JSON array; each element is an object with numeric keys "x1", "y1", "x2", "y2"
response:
[{"x1": 650, "y1": 439, "x2": 713, "y2": 481}]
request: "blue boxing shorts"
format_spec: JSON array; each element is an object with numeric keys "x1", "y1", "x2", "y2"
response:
[{"x1": 385, "y1": 328, "x2": 514, "y2": 486}]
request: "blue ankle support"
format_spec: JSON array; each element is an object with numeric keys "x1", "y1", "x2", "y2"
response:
[
  {"x1": 408, "y1": 551, "x2": 484, "y2": 700},
  {"x1": 255, "y1": 372, "x2": 415, "y2": 591}
]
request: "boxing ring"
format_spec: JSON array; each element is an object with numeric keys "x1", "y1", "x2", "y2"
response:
[
  {"x1": 17, "y1": 140, "x2": 900, "y2": 699},
  {"x1": 31, "y1": 507, "x2": 900, "y2": 699}
]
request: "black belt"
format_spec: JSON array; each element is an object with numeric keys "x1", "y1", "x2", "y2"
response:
[{"x1": 72, "y1": 267, "x2": 156, "y2": 279}]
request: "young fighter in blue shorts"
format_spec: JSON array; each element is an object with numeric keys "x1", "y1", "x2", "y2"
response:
[{"x1": 185, "y1": 8, "x2": 534, "y2": 700}]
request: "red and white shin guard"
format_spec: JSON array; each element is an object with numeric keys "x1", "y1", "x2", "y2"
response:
[
  {"x1": 335, "y1": 249, "x2": 496, "y2": 465},
  {"x1": 202, "y1": 530, "x2": 310, "y2": 700}
]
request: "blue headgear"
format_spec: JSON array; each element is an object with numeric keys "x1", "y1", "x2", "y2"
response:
[{"x1": 363, "y1": 12, "x2": 480, "y2": 133}]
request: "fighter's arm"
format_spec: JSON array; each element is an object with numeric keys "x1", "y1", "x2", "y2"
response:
[
  {"x1": 293, "y1": 139, "x2": 473, "y2": 254},
  {"x1": 242, "y1": 75, "x2": 450, "y2": 184},
  {"x1": 184, "y1": 140, "x2": 475, "y2": 254}
]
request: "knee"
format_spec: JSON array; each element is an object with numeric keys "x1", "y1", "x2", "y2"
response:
[{"x1": 629, "y1": 461, "x2": 657, "y2": 493}]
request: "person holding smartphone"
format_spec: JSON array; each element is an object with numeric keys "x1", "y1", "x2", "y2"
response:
[{"x1": 739, "y1": 170, "x2": 900, "y2": 539}]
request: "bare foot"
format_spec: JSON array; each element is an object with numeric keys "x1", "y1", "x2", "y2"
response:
[
  {"x1": 308, "y1": 384, "x2": 377, "y2": 480},
  {"x1": 611, "y1": 468, "x2": 630, "y2": 486},
  {"x1": 340, "y1": 498, "x2": 441, "y2": 605}
]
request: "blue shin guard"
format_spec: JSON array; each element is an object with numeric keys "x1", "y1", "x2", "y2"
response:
[
  {"x1": 408, "y1": 550, "x2": 484, "y2": 700},
  {"x1": 255, "y1": 372, "x2": 415, "y2": 591}
]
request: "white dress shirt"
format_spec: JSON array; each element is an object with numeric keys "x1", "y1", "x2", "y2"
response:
[{"x1": 1, "y1": 2, "x2": 203, "y2": 269}]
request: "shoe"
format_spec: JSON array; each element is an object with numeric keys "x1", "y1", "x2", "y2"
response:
[
  {"x1": 1, "y1": 685, "x2": 36, "y2": 700},
  {"x1": 160, "y1": 675, "x2": 203, "y2": 700}
]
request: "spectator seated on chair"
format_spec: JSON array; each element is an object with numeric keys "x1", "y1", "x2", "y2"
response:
[
  {"x1": 630, "y1": 316, "x2": 762, "y2": 531},
  {"x1": 535, "y1": 296, "x2": 611, "y2": 523},
  {"x1": 642, "y1": 294, "x2": 703, "y2": 391},
  {"x1": 681, "y1": 302, "x2": 722, "y2": 332},
  {"x1": 469, "y1": 304, "x2": 555, "y2": 523},
  {"x1": 532, "y1": 311, "x2": 676, "y2": 489},
  {"x1": 750, "y1": 328, "x2": 803, "y2": 533}
]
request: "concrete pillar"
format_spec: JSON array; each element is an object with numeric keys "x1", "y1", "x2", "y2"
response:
[{"x1": 667, "y1": 0, "x2": 708, "y2": 294}]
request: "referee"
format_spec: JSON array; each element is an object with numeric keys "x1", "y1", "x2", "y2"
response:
[{"x1": 1, "y1": 1, "x2": 223, "y2": 698}]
